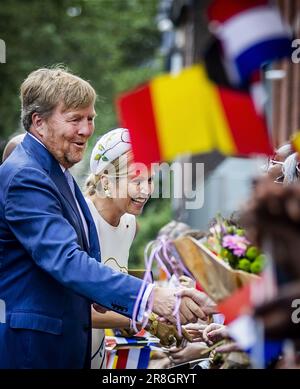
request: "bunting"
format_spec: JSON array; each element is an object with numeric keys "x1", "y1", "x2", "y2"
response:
[{"x1": 106, "y1": 347, "x2": 151, "y2": 369}]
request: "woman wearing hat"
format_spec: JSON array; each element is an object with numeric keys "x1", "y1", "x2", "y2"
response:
[{"x1": 85, "y1": 128, "x2": 154, "y2": 368}]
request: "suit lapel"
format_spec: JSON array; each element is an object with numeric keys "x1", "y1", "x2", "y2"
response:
[
  {"x1": 75, "y1": 183, "x2": 101, "y2": 262},
  {"x1": 50, "y1": 164, "x2": 80, "y2": 217},
  {"x1": 50, "y1": 165, "x2": 90, "y2": 252}
]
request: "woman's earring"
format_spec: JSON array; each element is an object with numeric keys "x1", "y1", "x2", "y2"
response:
[{"x1": 104, "y1": 186, "x2": 112, "y2": 198}]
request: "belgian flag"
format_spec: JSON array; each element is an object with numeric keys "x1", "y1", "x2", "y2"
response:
[{"x1": 116, "y1": 48, "x2": 273, "y2": 166}]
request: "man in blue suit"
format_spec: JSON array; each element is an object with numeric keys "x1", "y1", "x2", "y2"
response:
[{"x1": 0, "y1": 67, "x2": 214, "y2": 368}]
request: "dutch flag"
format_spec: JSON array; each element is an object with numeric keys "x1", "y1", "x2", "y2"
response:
[{"x1": 207, "y1": 0, "x2": 293, "y2": 86}]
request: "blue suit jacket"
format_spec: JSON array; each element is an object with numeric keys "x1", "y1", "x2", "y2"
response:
[{"x1": 0, "y1": 134, "x2": 144, "y2": 368}]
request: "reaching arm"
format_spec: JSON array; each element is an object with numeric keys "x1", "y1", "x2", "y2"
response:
[
  {"x1": 5, "y1": 168, "x2": 144, "y2": 317},
  {"x1": 5, "y1": 168, "x2": 218, "y2": 325},
  {"x1": 91, "y1": 307, "x2": 130, "y2": 329}
]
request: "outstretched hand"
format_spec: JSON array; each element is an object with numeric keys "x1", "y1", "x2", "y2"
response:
[
  {"x1": 178, "y1": 288, "x2": 217, "y2": 319},
  {"x1": 152, "y1": 287, "x2": 217, "y2": 325},
  {"x1": 202, "y1": 323, "x2": 229, "y2": 346}
]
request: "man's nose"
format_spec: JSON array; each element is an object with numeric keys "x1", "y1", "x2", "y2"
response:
[{"x1": 78, "y1": 119, "x2": 94, "y2": 137}]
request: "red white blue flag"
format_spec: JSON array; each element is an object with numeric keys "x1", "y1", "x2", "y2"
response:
[
  {"x1": 207, "y1": 0, "x2": 293, "y2": 85},
  {"x1": 106, "y1": 347, "x2": 151, "y2": 369}
]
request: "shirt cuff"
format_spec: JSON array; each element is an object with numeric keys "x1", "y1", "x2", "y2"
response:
[{"x1": 137, "y1": 283, "x2": 155, "y2": 322}]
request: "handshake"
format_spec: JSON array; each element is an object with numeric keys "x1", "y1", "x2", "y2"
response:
[
  {"x1": 152, "y1": 286, "x2": 217, "y2": 325},
  {"x1": 147, "y1": 286, "x2": 217, "y2": 348},
  {"x1": 117, "y1": 286, "x2": 216, "y2": 348},
  {"x1": 94, "y1": 284, "x2": 217, "y2": 347},
  {"x1": 146, "y1": 287, "x2": 217, "y2": 348}
]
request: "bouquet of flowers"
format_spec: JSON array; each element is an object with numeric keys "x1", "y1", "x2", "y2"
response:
[
  {"x1": 206, "y1": 215, "x2": 265, "y2": 275},
  {"x1": 172, "y1": 216, "x2": 263, "y2": 302}
]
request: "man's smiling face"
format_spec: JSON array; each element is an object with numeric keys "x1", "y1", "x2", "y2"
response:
[{"x1": 40, "y1": 102, "x2": 96, "y2": 168}]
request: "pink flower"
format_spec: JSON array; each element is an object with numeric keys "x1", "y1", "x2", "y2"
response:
[{"x1": 222, "y1": 234, "x2": 249, "y2": 257}]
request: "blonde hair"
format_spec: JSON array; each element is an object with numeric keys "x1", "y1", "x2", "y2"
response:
[
  {"x1": 84, "y1": 150, "x2": 134, "y2": 197},
  {"x1": 20, "y1": 66, "x2": 96, "y2": 131}
]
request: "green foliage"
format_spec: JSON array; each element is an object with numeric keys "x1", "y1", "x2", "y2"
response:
[
  {"x1": 238, "y1": 258, "x2": 251, "y2": 272},
  {"x1": 129, "y1": 198, "x2": 171, "y2": 268},
  {"x1": 0, "y1": 0, "x2": 168, "y2": 263},
  {"x1": 207, "y1": 215, "x2": 265, "y2": 274},
  {"x1": 250, "y1": 254, "x2": 265, "y2": 274},
  {"x1": 228, "y1": 253, "x2": 239, "y2": 270},
  {"x1": 250, "y1": 260, "x2": 264, "y2": 275},
  {"x1": 0, "y1": 0, "x2": 161, "y2": 154},
  {"x1": 245, "y1": 246, "x2": 259, "y2": 261},
  {"x1": 236, "y1": 228, "x2": 244, "y2": 237}
]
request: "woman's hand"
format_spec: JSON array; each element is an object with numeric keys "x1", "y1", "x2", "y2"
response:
[
  {"x1": 183, "y1": 323, "x2": 207, "y2": 342},
  {"x1": 168, "y1": 342, "x2": 208, "y2": 365},
  {"x1": 202, "y1": 323, "x2": 229, "y2": 346},
  {"x1": 214, "y1": 341, "x2": 240, "y2": 354}
]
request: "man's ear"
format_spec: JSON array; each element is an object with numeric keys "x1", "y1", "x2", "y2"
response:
[{"x1": 31, "y1": 112, "x2": 45, "y2": 136}]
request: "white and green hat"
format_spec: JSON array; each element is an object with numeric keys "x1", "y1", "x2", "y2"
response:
[{"x1": 90, "y1": 128, "x2": 131, "y2": 175}]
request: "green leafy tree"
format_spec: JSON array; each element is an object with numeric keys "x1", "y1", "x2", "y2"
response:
[
  {"x1": 0, "y1": 0, "x2": 171, "y2": 266},
  {"x1": 0, "y1": 0, "x2": 161, "y2": 153}
]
